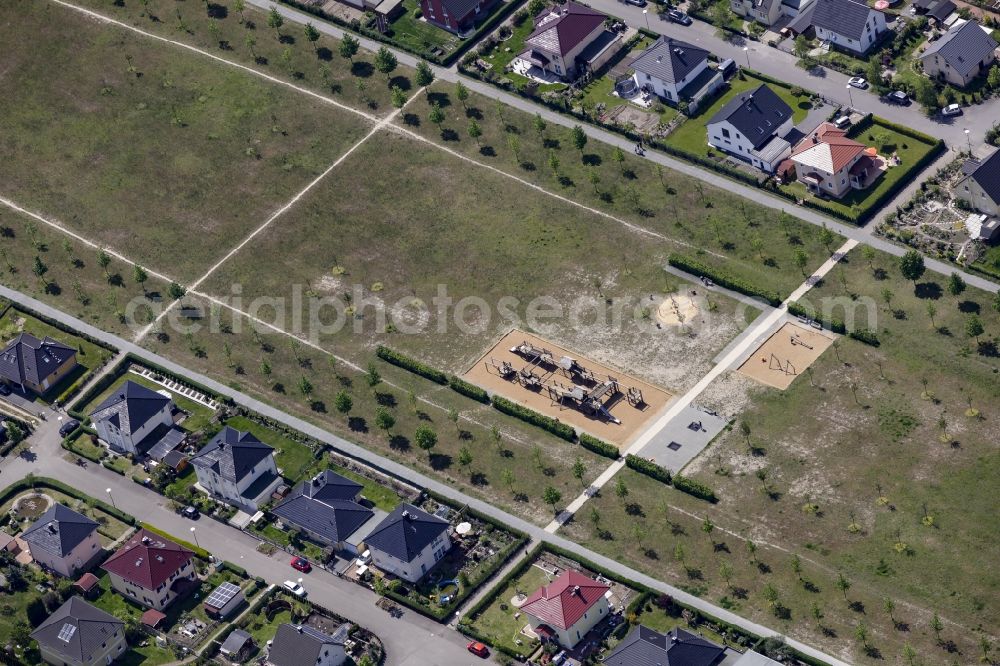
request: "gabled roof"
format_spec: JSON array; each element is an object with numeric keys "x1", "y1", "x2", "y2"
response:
[
  {"x1": 21, "y1": 503, "x2": 99, "y2": 558},
  {"x1": 928, "y1": 0, "x2": 956, "y2": 22},
  {"x1": 520, "y1": 570, "x2": 609, "y2": 630},
  {"x1": 921, "y1": 20, "x2": 998, "y2": 77},
  {"x1": 524, "y1": 2, "x2": 607, "y2": 57},
  {"x1": 220, "y1": 628, "x2": 253, "y2": 655},
  {"x1": 630, "y1": 37, "x2": 710, "y2": 85},
  {"x1": 267, "y1": 623, "x2": 345, "y2": 666},
  {"x1": 189, "y1": 426, "x2": 274, "y2": 483},
  {"x1": 0, "y1": 333, "x2": 75, "y2": 388},
  {"x1": 89, "y1": 380, "x2": 172, "y2": 437},
  {"x1": 272, "y1": 471, "x2": 373, "y2": 544},
  {"x1": 364, "y1": 503, "x2": 448, "y2": 563},
  {"x1": 102, "y1": 528, "x2": 194, "y2": 591},
  {"x1": 811, "y1": 0, "x2": 879, "y2": 40},
  {"x1": 791, "y1": 122, "x2": 866, "y2": 173},
  {"x1": 438, "y1": 0, "x2": 482, "y2": 21},
  {"x1": 707, "y1": 84, "x2": 793, "y2": 150},
  {"x1": 961, "y1": 148, "x2": 1000, "y2": 204},
  {"x1": 31, "y1": 596, "x2": 123, "y2": 664},
  {"x1": 601, "y1": 625, "x2": 727, "y2": 666}
]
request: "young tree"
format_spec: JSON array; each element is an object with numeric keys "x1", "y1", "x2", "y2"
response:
[
  {"x1": 882, "y1": 596, "x2": 896, "y2": 626},
  {"x1": 374, "y1": 407, "x2": 395, "y2": 438},
  {"x1": 304, "y1": 22, "x2": 321, "y2": 53},
  {"x1": 415, "y1": 425, "x2": 437, "y2": 459},
  {"x1": 334, "y1": 390, "x2": 352, "y2": 416},
  {"x1": 989, "y1": 63, "x2": 1000, "y2": 90},
  {"x1": 455, "y1": 81, "x2": 469, "y2": 109},
  {"x1": 366, "y1": 362, "x2": 381, "y2": 388},
  {"x1": 881, "y1": 287, "x2": 894, "y2": 311},
  {"x1": 267, "y1": 6, "x2": 284, "y2": 40},
  {"x1": 701, "y1": 517, "x2": 715, "y2": 547},
  {"x1": 790, "y1": 553, "x2": 803, "y2": 581},
  {"x1": 168, "y1": 282, "x2": 186, "y2": 300},
  {"x1": 931, "y1": 612, "x2": 944, "y2": 643},
  {"x1": 719, "y1": 562, "x2": 734, "y2": 590},
  {"x1": 298, "y1": 376, "x2": 313, "y2": 401},
  {"x1": 340, "y1": 35, "x2": 359, "y2": 64},
  {"x1": 794, "y1": 248, "x2": 809, "y2": 275},
  {"x1": 97, "y1": 248, "x2": 112, "y2": 278},
  {"x1": 614, "y1": 477, "x2": 629, "y2": 503},
  {"x1": 390, "y1": 86, "x2": 407, "y2": 109},
  {"x1": 501, "y1": 468, "x2": 515, "y2": 494},
  {"x1": 572, "y1": 457, "x2": 586, "y2": 486},
  {"x1": 467, "y1": 119, "x2": 482, "y2": 145},
  {"x1": 861, "y1": 244, "x2": 876, "y2": 269},
  {"x1": 414, "y1": 60, "x2": 434, "y2": 91},
  {"x1": 966, "y1": 314, "x2": 984, "y2": 344},
  {"x1": 245, "y1": 34, "x2": 257, "y2": 60},
  {"x1": 233, "y1": 0, "x2": 246, "y2": 23},
  {"x1": 32, "y1": 256, "x2": 48, "y2": 289},
  {"x1": 374, "y1": 46, "x2": 397, "y2": 84},
  {"x1": 458, "y1": 446, "x2": 473, "y2": 474},
  {"x1": 507, "y1": 134, "x2": 521, "y2": 164},
  {"x1": 854, "y1": 621, "x2": 870, "y2": 650},
  {"x1": 612, "y1": 146, "x2": 626, "y2": 175},
  {"x1": 926, "y1": 301, "x2": 937, "y2": 329},
  {"x1": 542, "y1": 486, "x2": 562, "y2": 513},
  {"x1": 836, "y1": 572, "x2": 852, "y2": 602},
  {"x1": 571, "y1": 124, "x2": 587, "y2": 156},
  {"x1": 947, "y1": 272, "x2": 966, "y2": 297},
  {"x1": 133, "y1": 264, "x2": 148, "y2": 293},
  {"x1": 913, "y1": 76, "x2": 938, "y2": 113},
  {"x1": 589, "y1": 506, "x2": 601, "y2": 531},
  {"x1": 739, "y1": 420, "x2": 752, "y2": 450},
  {"x1": 899, "y1": 249, "x2": 926, "y2": 287},
  {"x1": 533, "y1": 112, "x2": 547, "y2": 141},
  {"x1": 819, "y1": 223, "x2": 835, "y2": 253},
  {"x1": 428, "y1": 102, "x2": 445, "y2": 133},
  {"x1": 548, "y1": 151, "x2": 560, "y2": 180}
]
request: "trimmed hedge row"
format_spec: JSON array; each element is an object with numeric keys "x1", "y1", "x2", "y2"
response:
[
  {"x1": 625, "y1": 454, "x2": 672, "y2": 484},
  {"x1": 68, "y1": 355, "x2": 131, "y2": 419},
  {"x1": 668, "y1": 255, "x2": 783, "y2": 306},
  {"x1": 672, "y1": 474, "x2": 718, "y2": 503},
  {"x1": 491, "y1": 395, "x2": 576, "y2": 441},
  {"x1": 376, "y1": 346, "x2": 447, "y2": 384},
  {"x1": 140, "y1": 522, "x2": 211, "y2": 560},
  {"x1": 787, "y1": 302, "x2": 880, "y2": 346},
  {"x1": 579, "y1": 433, "x2": 619, "y2": 460},
  {"x1": 448, "y1": 375, "x2": 489, "y2": 403}
]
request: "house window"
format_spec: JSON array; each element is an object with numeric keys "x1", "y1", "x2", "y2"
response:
[{"x1": 721, "y1": 128, "x2": 731, "y2": 139}]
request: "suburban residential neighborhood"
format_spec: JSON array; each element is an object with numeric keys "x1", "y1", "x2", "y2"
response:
[{"x1": 2, "y1": 0, "x2": 1000, "y2": 664}]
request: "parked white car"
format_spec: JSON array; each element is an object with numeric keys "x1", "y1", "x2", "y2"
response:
[
  {"x1": 848, "y1": 77, "x2": 868, "y2": 89},
  {"x1": 942, "y1": 103, "x2": 962, "y2": 117},
  {"x1": 282, "y1": 580, "x2": 306, "y2": 597}
]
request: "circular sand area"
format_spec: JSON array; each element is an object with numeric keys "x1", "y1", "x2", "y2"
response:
[{"x1": 656, "y1": 295, "x2": 699, "y2": 326}]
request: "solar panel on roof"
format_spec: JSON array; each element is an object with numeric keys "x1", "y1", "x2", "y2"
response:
[
  {"x1": 205, "y1": 582, "x2": 241, "y2": 608},
  {"x1": 57, "y1": 623, "x2": 77, "y2": 642}
]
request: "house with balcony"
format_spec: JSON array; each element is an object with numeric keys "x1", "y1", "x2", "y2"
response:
[
  {"x1": 628, "y1": 37, "x2": 724, "y2": 113},
  {"x1": 706, "y1": 84, "x2": 794, "y2": 173},
  {"x1": 101, "y1": 529, "x2": 196, "y2": 611},
  {"x1": 520, "y1": 570, "x2": 610, "y2": 649},
  {"x1": 189, "y1": 426, "x2": 283, "y2": 513}
]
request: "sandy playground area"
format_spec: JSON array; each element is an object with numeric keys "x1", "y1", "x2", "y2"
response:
[
  {"x1": 656, "y1": 294, "x2": 700, "y2": 326},
  {"x1": 463, "y1": 330, "x2": 673, "y2": 447},
  {"x1": 737, "y1": 322, "x2": 836, "y2": 390}
]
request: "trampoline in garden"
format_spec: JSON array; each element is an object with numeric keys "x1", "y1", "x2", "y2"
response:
[{"x1": 615, "y1": 78, "x2": 639, "y2": 98}]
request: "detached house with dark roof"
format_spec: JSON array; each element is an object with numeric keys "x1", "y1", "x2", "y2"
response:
[
  {"x1": 0, "y1": 333, "x2": 77, "y2": 396},
  {"x1": 921, "y1": 20, "x2": 998, "y2": 87},
  {"x1": 810, "y1": 0, "x2": 887, "y2": 54},
  {"x1": 272, "y1": 471, "x2": 384, "y2": 555},
  {"x1": 22, "y1": 504, "x2": 102, "y2": 578},
  {"x1": 90, "y1": 380, "x2": 179, "y2": 456},
  {"x1": 31, "y1": 596, "x2": 126, "y2": 666},
  {"x1": 629, "y1": 37, "x2": 724, "y2": 112},
  {"x1": 604, "y1": 624, "x2": 781, "y2": 666},
  {"x1": 706, "y1": 84, "x2": 794, "y2": 173},
  {"x1": 266, "y1": 623, "x2": 348, "y2": 666},
  {"x1": 189, "y1": 426, "x2": 282, "y2": 512},
  {"x1": 101, "y1": 528, "x2": 196, "y2": 611},
  {"x1": 516, "y1": 2, "x2": 620, "y2": 81},
  {"x1": 420, "y1": 0, "x2": 499, "y2": 34},
  {"x1": 957, "y1": 148, "x2": 1000, "y2": 218},
  {"x1": 520, "y1": 570, "x2": 610, "y2": 648},
  {"x1": 364, "y1": 503, "x2": 450, "y2": 583}
]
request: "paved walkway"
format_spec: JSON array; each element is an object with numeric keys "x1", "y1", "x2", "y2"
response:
[{"x1": 0, "y1": 283, "x2": 850, "y2": 666}]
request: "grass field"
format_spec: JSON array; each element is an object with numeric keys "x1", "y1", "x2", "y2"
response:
[
  {"x1": 468, "y1": 563, "x2": 548, "y2": 655},
  {"x1": 77, "y1": 369, "x2": 217, "y2": 433},
  {"x1": 0, "y1": 1, "x2": 372, "y2": 282},
  {"x1": 665, "y1": 73, "x2": 814, "y2": 156},
  {"x1": 564, "y1": 244, "x2": 1000, "y2": 662},
  {"x1": 390, "y1": 0, "x2": 462, "y2": 55}
]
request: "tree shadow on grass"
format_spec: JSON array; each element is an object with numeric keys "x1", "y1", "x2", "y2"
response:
[
  {"x1": 441, "y1": 129, "x2": 460, "y2": 142},
  {"x1": 279, "y1": 34, "x2": 296, "y2": 44},
  {"x1": 427, "y1": 91, "x2": 451, "y2": 107},
  {"x1": 479, "y1": 145, "x2": 496, "y2": 157},
  {"x1": 403, "y1": 113, "x2": 420, "y2": 126},
  {"x1": 317, "y1": 47, "x2": 333, "y2": 61},
  {"x1": 375, "y1": 392, "x2": 396, "y2": 407},
  {"x1": 429, "y1": 453, "x2": 452, "y2": 470},
  {"x1": 471, "y1": 472, "x2": 489, "y2": 486},
  {"x1": 914, "y1": 281, "x2": 941, "y2": 299},
  {"x1": 351, "y1": 61, "x2": 374, "y2": 78},
  {"x1": 390, "y1": 75, "x2": 412, "y2": 91},
  {"x1": 958, "y1": 300, "x2": 980, "y2": 313},
  {"x1": 625, "y1": 503, "x2": 644, "y2": 517},
  {"x1": 582, "y1": 153, "x2": 602, "y2": 166},
  {"x1": 348, "y1": 416, "x2": 368, "y2": 433},
  {"x1": 207, "y1": 3, "x2": 228, "y2": 18},
  {"x1": 466, "y1": 107, "x2": 483, "y2": 119},
  {"x1": 389, "y1": 435, "x2": 410, "y2": 451}
]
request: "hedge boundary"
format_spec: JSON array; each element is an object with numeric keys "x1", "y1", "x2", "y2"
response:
[
  {"x1": 787, "y1": 301, "x2": 880, "y2": 346},
  {"x1": 625, "y1": 454, "x2": 672, "y2": 484},
  {"x1": 668, "y1": 255, "x2": 783, "y2": 306},
  {"x1": 672, "y1": 474, "x2": 718, "y2": 503},
  {"x1": 0, "y1": 476, "x2": 135, "y2": 526},
  {"x1": 375, "y1": 346, "x2": 447, "y2": 384},
  {"x1": 140, "y1": 522, "x2": 211, "y2": 560},
  {"x1": 491, "y1": 395, "x2": 576, "y2": 441},
  {"x1": 448, "y1": 375, "x2": 489, "y2": 403},
  {"x1": 579, "y1": 433, "x2": 619, "y2": 459}
]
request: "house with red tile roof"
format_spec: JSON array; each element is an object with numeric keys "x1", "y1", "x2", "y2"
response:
[
  {"x1": 515, "y1": 2, "x2": 621, "y2": 81},
  {"x1": 520, "y1": 569, "x2": 610, "y2": 648},
  {"x1": 102, "y1": 528, "x2": 197, "y2": 611},
  {"x1": 788, "y1": 122, "x2": 882, "y2": 198}
]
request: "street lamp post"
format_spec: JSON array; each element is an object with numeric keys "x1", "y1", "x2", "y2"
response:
[
  {"x1": 743, "y1": 46, "x2": 751, "y2": 69},
  {"x1": 845, "y1": 84, "x2": 854, "y2": 110},
  {"x1": 190, "y1": 526, "x2": 200, "y2": 549},
  {"x1": 965, "y1": 128, "x2": 972, "y2": 154},
  {"x1": 106, "y1": 488, "x2": 116, "y2": 510},
  {"x1": 642, "y1": 8, "x2": 650, "y2": 29}
]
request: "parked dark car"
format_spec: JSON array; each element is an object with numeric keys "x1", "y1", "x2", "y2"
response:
[
  {"x1": 885, "y1": 90, "x2": 910, "y2": 105},
  {"x1": 58, "y1": 419, "x2": 80, "y2": 438},
  {"x1": 717, "y1": 58, "x2": 736, "y2": 78},
  {"x1": 182, "y1": 505, "x2": 200, "y2": 520},
  {"x1": 667, "y1": 8, "x2": 692, "y2": 23},
  {"x1": 624, "y1": 0, "x2": 648, "y2": 6}
]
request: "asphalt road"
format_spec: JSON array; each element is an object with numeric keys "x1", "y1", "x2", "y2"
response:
[{"x1": 0, "y1": 283, "x2": 852, "y2": 666}]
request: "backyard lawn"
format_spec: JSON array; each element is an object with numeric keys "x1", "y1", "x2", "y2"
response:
[
  {"x1": 389, "y1": 0, "x2": 461, "y2": 56},
  {"x1": 75, "y1": 368, "x2": 217, "y2": 433},
  {"x1": 665, "y1": 72, "x2": 814, "y2": 156},
  {"x1": 468, "y1": 564, "x2": 548, "y2": 655},
  {"x1": 224, "y1": 415, "x2": 315, "y2": 483}
]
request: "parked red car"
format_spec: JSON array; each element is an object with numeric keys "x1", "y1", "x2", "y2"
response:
[
  {"x1": 290, "y1": 557, "x2": 312, "y2": 573},
  {"x1": 467, "y1": 642, "x2": 489, "y2": 658}
]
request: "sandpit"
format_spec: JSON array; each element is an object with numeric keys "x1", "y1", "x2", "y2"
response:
[
  {"x1": 656, "y1": 295, "x2": 700, "y2": 326},
  {"x1": 463, "y1": 329, "x2": 673, "y2": 447},
  {"x1": 737, "y1": 322, "x2": 836, "y2": 390}
]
